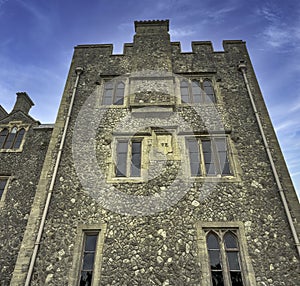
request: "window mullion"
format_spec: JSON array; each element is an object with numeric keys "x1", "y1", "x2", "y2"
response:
[
  {"x1": 127, "y1": 140, "x2": 131, "y2": 177},
  {"x1": 220, "y1": 235, "x2": 231, "y2": 286},
  {"x1": 199, "y1": 139, "x2": 205, "y2": 176},
  {"x1": 213, "y1": 139, "x2": 221, "y2": 175}
]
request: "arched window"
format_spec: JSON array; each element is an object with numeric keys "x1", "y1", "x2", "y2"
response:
[
  {"x1": 206, "y1": 231, "x2": 244, "y2": 286},
  {"x1": 224, "y1": 232, "x2": 243, "y2": 285},
  {"x1": 180, "y1": 80, "x2": 189, "y2": 103},
  {"x1": 3, "y1": 127, "x2": 17, "y2": 149},
  {"x1": 203, "y1": 80, "x2": 216, "y2": 103},
  {"x1": 114, "y1": 82, "x2": 125, "y2": 105},
  {"x1": 207, "y1": 232, "x2": 224, "y2": 285},
  {"x1": 13, "y1": 128, "x2": 25, "y2": 149},
  {"x1": 0, "y1": 128, "x2": 8, "y2": 149},
  {"x1": 102, "y1": 82, "x2": 114, "y2": 105}
]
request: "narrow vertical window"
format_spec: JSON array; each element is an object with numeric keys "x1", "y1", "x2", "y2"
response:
[
  {"x1": 0, "y1": 128, "x2": 8, "y2": 148},
  {"x1": 207, "y1": 232, "x2": 224, "y2": 286},
  {"x1": 202, "y1": 140, "x2": 216, "y2": 175},
  {"x1": 116, "y1": 141, "x2": 128, "y2": 177},
  {"x1": 80, "y1": 233, "x2": 99, "y2": 286},
  {"x1": 203, "y1": 80, "x2": 215, "y2": 103},
  {"x1": 102, "y1": 82, "x2": 114, "y2": 105},
  {"x1": 180, "y1": 80, "x2": 189, "y2": 103},
  {"x1": 187, "y1": 139, "x2": 201, "y2": 176},
  {"x1": 224, "y1": 232, "x2": 244, "y2": 286},
  {"x1": 114, "y1": 82, "x2": 125, "y2": 105},
  {"x1": 131, "y1": 141, "x2": 141, "y2": 177},
  {"x1": 191, "y1": 80, "x2": 201, "y2": 103},
  {"x1": 0, "y1": 178, "x2": 8, "y2": 200},
  {"x1": 3, "y1": 127, "x2": 17, "y2": 149},
  {"x1": 12, "y1": 128, "x2": 25, "y2": 149},
  {"x1": 215, "y1": 138, "x2": 231, "y2": 175}
]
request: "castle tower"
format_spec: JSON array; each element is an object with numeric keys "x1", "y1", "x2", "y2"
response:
[{"x1": 0, "y1": 20, "x2": 299, "y2": 285}]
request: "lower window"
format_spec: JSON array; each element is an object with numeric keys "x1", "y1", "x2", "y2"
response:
[
  {"x1": 68, "y1": 224, "x2": 107, "y2": 286},
  {"x1": 196, "y1": 222, "x2": 256, "y2": 286},
  {"x1": 0, "y1": 176, "x2": 10, "y2": 207}
]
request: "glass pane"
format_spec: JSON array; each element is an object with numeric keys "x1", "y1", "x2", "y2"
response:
[
  {"x1": 230, "y1": 271, "x2": 244, "y2": 286},
  {"x1": 188, "y1": 140, "x2": 198, "y2": 152},
  {"x1": 85, "y1": 235, "x2": 97, "y2": 251},
  {"x1": 102, "y1": 96, "x2": 112, "y2": 105},
  {"x1": 80, "y1": 271, "x2": 93, "y2": 286},
  {"x1": 114, "y1": 97, "x2": 124, "y2": 105},
  {"x1": 181, "y1": 94, "x2": 189, "y2": 103},
  {"x1": 132, "y1": 142, "x2": 141, "y2": 154},
  {"x1": 0, "y1": 179, "x2": 7, "y2": 198},
  {"x1": 211, "y1": 271, "x2": 224, "y2": 286},
  {"x1": 224, "y1": 232, "x2": 237, "y2": 248},
  {"x1": 13, "y1": 129, "x2": 25, "y2": 149},
  {"x1": 190, "y1": 162, "x2": 200, "y2": 176},
  {"x1": 207, "y1": 233, "x2": 220, "y2": 249},
  {"x1": 180, "y1": 80, "x2": 188, "y2": 87},
  {"x1": 0, "y1": 129, "x2": 8, "y2": 148},
  {"x1": 105, "y1": 82, "x2": 113, "y2": 89},
  {"x1": 193, "y1": 94, "x2": 201, "y2": 103},
  {"x1": 202, "y1": 140, "x2": 212, "y2": 153},
  {"x1": 206, "y1": 163, "x2": 216, "y2": 175},
  {"x1": 209, "y1": 250, "x2": 222, "y2": 270},
  {"x1": 3, "y1": 133, "x2": 16, "y2": 149},
  {"x1": 105, "y1": 89, "x2": 113, "y2": 97},
  {"x1": 215, "y1": 139, "x2": 226, "y2": 151},
  {"x1": 203, "y1": 152, "x2": 213, "y2": 163},
  {"x1": 82, "y1": 253, "x2": 95, "y2": 270},
  {"x1": 117, "y1": 141, "x2": 128, "y2": 153},
  {"x1": 227, "y1": 252, "x2": 241, "y2": 271}
]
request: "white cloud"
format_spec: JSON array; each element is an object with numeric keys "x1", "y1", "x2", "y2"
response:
[{"x1": 170, "y1": 27, "x2": 195, "y2": 38}]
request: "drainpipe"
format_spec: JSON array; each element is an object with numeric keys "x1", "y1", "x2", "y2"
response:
[
  {"x1": 25, "y1": 67, "x2": 84, "y2": 286},
  {"x1": 238, "y1": 61, "x2": 300, "y2": 257}
]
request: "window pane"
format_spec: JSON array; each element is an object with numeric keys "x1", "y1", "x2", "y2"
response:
[
  {"x1": 102, "y1": 96, "x2": 113, "y2": 105},
  {"x1": 188, "y1": 140, "x2": 201, "y2": 176},
  {"x1": 13, "y1": 128, "x2": 25, "y2": 149},
  {"x1": 3, "y1": 132, "x2": 16, "y2": 149},
  {"x1": 224, "y1": 232, "x2": 237, "y2": 249},
  {"x1": 211, "y1": 271, "x2": 224, "y2": 286},
  {"x1": 230, "y1": 271, "x2": 243, "y2": 286},
  {"x1": 85, "y1": 235, "x2": 98, "y2": 251},
  {"x1": 131, "y1": 142, "x2": 141, "y2": 177},
  {"x1": 0, "y1": 129, "x2": 8, "y2": 148},
  {"x1": 209, "y1": 250, "x2": 222, "y2": 270},
  {"x1": 117, "y1": 141, "x2": 128, "y2": 152},
  {"x1": 193, "y1": 94, "x2": 201, "y2": 103},
  {"x1": 116, "y1": 141, "x2": 128, "y2": 177},
  {"x1": 0, "y1": 179, "x2": 8, "y2": 198},
  {"x1": 227, "y1": 252, "x2": 241, "y2": 271},
  {"x1": 207, "y1": 233, "x2": 220, "y2": 249},
  {"x1": 80, "y1": 271, "x2": 93, "y2": 286},
  {"x1": 82, "y1": 253, "x2": 95, "y2": 270}
]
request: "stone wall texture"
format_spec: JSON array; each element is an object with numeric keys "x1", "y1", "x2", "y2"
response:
[{"x1": 1, "y1": 20, "x2": 299, "y2": 286}]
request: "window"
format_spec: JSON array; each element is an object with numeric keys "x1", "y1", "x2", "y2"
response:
[
  {"x1": 80, "y1": 233, "x2": 99, "y2": 285},
  {"x1": 102, "y1": 81, "x2": 125, "y2": 105},
  {"x1": 180, "y1": 79, "x2": 216, "y2": 104},
  {"x1": 0, "y1": 178, "x2": 8, "y2": 200},
  {"x1": 115, "y1": 139, "x2": 142, "y2": 177},
  {"x1": 0, "y1": 126, "x2": 26, "y2": 150},
  {"x1": 68, "y1": 224, "x2": 107, "y2": 286},
  {"x1": 186, "y1": 137, "x2": 231, "y2": 177},
  {"x1": 0, "y1": 176, "x2": 9, "y2": 207},
  {"x1": 207, "y1": 230, "x2": 244, "y2": 286},
  {"x1": 196, "y1": 222, "x2": 256, "y2": 286}
]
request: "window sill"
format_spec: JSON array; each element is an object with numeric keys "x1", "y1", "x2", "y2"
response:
[{"x1": 191, "y1": 175, "x2": 241, "y2": 183}]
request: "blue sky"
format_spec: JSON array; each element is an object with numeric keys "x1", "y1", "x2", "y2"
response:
[{"x1": 0, "y1": 0, "x2": 299, "y2": 198}]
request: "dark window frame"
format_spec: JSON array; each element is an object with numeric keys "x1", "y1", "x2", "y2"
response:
[
  {"x1": 186, "y1": 136, "x2": 232, "y2": 177},
  {"x1": 115, "y1": 138, "x2": 142, "y2": 178},
  {"x1": 102, "y1": 81, "x2": 125, "y2": 106},
  {"x1": 180, "y1": 79, "x2": 216, "y2": 104},
  {"x1": 0, "y1": 126, "x2": 26, "y2": 150}
]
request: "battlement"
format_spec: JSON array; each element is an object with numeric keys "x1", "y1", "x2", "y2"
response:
[{"x1": 134, "y1": 19, "x2": 169, "y2": 33}]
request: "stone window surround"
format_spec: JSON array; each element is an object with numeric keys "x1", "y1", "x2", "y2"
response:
[
  {"x1": 107, "y1": 134, "x2": 148, "y2": 183},
  {"x1": 68, "y1": 223, "x2": 107, "y2": 286},
  {"x1": 0, "y1": 175, "x2": 11, "y2": 208},
  {"x1": 181, "y1": 133, "x2": 241, "y2": 182},
  {"x1": 179, "y1": 78, "x2": 216, "y2": 104},
  {"x1": 195, "y1": 221, "x2": 257, "y2": 286},
  {"x1": 0, "y1": 121, "x2": 29, "y2": 153},
  {"x1": 96, "y1": 74, "x2": 221, "y2": 108}
]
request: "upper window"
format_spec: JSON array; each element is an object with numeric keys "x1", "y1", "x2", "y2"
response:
[
  {"x1": 102, "y1": 81, "x2": 125, "y2": 105},
  {"x1": 115, "y1": 139, "x2": 142, "y2": 178},
  {"x1": 186, "y1": 137, "x2": 231, "y2": 177},
  {"x1": 180, "y1": 79, "x2": 216, "y2": 104},
  {"x1": 0, "y1": 126, "x2": 26, "y2": 150}
]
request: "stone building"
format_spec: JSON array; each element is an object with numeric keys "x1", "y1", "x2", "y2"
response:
[{"x1": 0, "y1": 19, "x2": 299, "y2": 285}]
